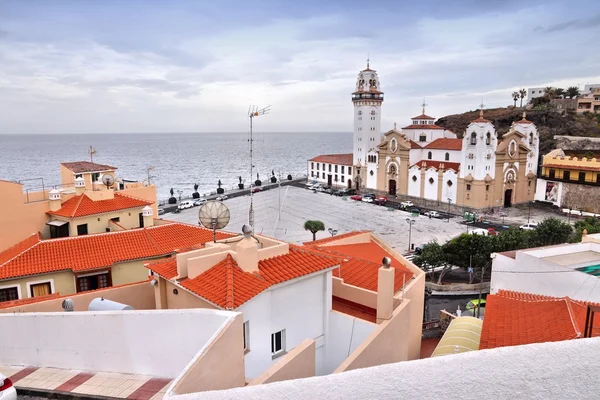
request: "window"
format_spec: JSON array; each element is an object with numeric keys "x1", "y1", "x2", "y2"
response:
[
  {"x1": 243, "y1": 321, "x2": 250, "y2": 352},
  {"x1": 447, "y1": 180, "x2": 453, "y2": 187},
  {"x1": 419, "y1": 134, "x2": 426, "y2": 142},
  {"x1": 30, "y1": 282, "x2": 52, "y2": 297},
  {"x1": 445, "y1": 153, "x2": 450, "y2": 161},
  {"x1": 528, "y1": 181, "x2": 532, "y2": 187},
  {"x1": 311, "y1": 171, "x2": 314, "y2": 177},
  {"x1": 470, "y1": 132, "x2": 477, "y2": 145},
  {"x1": 322, "y1": 163, "x2": 325, "y2": 170},
  {"x1": 77, "y1": 272, "x2": 112, "y2": 293},
  {"x1": 75, "y1": 174, "x2": 82, "y2": 179},
  {"x1": 427, "y1": 151, "x2": 432, "y2": 160},
  {"x1": 468, "y1": 153, "x2": 474, "y2": 159},
  {"x1": 348, "y1": 167, "x2": 352, "y2": 175},
  {"x1": 429, "y1": 177, "x2": 434, "y2": 184},
  {"x1": 466, "y1": 184, "x2": 471, "y2": 191},
  {"x1": 91, "y1": 172, "x2": 100, "y2": 182},
  {"x1": 486, "y1": 185, "x2": 490, "y2": 192},
  {"x1": 328, "y1": 164, "x2": 332, "y2": 172},
  {"x1": 77, "y1": 223, "x2": 88, "y2": 236},
  {"x1": 316, "y1": 172, "x2": 319, "y2": 178},
  {"x1": 529, "y1": 133, "x2": 533, "y2": 145},
  {"x1": 335, "y1": 165, "x2": 338, "y2": 173},
  {"x1": 341, "y1": 176, "x2": 345, "y2": 182},
  {"x1": 371, "y1": 110, "x2": 376, "y2": 115},
  {"x1": 358, "y1": 127, "x2": 362, "y2": 131},
  {"x1": 412, "y1": 175, "x2": 418, "y2": 182},
  {"x1": 579, "y1": 172, "x2": 586, "y2": 182},
  {"x1": 0, "y1": 286, "x2": 18, "y2": 302},
  {"x1": 486, "y1": 132, "x2": 491, "y2": 145},
  {"x1": 549, "y1": 169, "x2": 556, "y2": 179},
  {"x1": 341, "y1": 166, "x2": 345, "y2": 174},
  {"x1": 563, "y1": 171, "x2": 570, "y2": 181},
  {"x1": 271, "y1": 329, "x2": 286, "y2": 357},
  {"x1": 358, "y1": 110, "x2": 362, "y2": 116},
  {"x1": 334, "y1": 174, "x2": 338, "y2": 182},
  {"x1": 311, "y1": 162, "x2": 314, "y2": 169}
]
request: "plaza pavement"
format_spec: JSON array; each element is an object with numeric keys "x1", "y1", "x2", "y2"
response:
[{"x1": 164, "y1": 186, "x2": 468, "y2": 252}]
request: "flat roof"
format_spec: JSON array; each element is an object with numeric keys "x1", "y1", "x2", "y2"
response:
[{"x1": 542, "y1": 250, "x2": 600, "y2": 266}]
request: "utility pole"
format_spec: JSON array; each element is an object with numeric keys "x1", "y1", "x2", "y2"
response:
[
  {"x1": 406, "y1": 218, "x2": 415, "y2": 252},
  {"x1": 247, "y1": 105, "x2": 270, "y2": 231},
  {"x1": 476, "y1": 262, "x2": 487, "y2": 319}
]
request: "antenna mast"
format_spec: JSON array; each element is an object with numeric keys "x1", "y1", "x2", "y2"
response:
[
  {"x1": 247, "y1": 105, "x2": 270, "y2": 231},
  {"x1": 88, "y1": 146, "x2": 97, "y2": 163}
]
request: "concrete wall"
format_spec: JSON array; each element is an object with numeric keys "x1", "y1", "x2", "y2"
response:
[
  {"x1": 334, "y1": 299, "x2": 412, "y2": 373},
  {"x1": 112, "y1": 260, "x2": 154, "y2": 286},
  {"x1": 325, "y1": 311, "x2": 376, "y2": 374},
  {"x1": 332, "y1": 277, "x2": 377, "y2": 309},
  {"x1": 174, "y1": 337, "x2": 600, "y2": 400},
  {"x1": 239, "y1": 271, "x2": 330, "y2": 380},
  {"x1": 249, "y1": 339, "x2": 316, "y2": 385},
  {"x1": 0, "y1": 280, "x2": 155, "y2": 313},
  {"x1": 163, "y1": 279, "x2": 217, "y2": 310},
  {"x1": 170, "y1": 314, "x2": 245, "y2": 394},
  {"x1": 0, "y1": 309, "x2": 237, "y2": 377}
]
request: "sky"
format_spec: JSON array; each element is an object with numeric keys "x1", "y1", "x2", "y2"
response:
[{"x1": 1, "y1": 0, "x2": 599, "y2": 134}]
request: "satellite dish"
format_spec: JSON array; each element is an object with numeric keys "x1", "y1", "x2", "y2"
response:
[
  {"x1": 198, "y1": 201, "x2": 231, "y2": 242},
  {"x1": 102, "y1": 174, "x2": 115, "y2": 189}
]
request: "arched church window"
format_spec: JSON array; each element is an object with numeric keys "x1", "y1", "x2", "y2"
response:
[
  {"x1": 428, "y1": 151, "x2": 432, "y2": 160},
  {"x1": 445, "y1": 153, "x2": 450, "y2": 161},
  {"x1": 486, "y1": 132, "x2": 491, "y2": 145},
  {"x1": 470, "y1": 132, "x2": 477, "y2": 145},
  {"x1": 529, "y1": 133, "x2": 533, "y2": 145}
]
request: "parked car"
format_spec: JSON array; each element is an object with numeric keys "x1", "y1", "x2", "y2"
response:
[
  {"x1": 400, "y1": 201, "x2": 414, "y2": 209},
  {"x1": 334, "y1": 189, "x2": 345, "y2": 196},
  {"x1": 361, "y1": 193, "x2": 376, "y2": 203},
  {"x1": 157, "y1": 208, "x2": 165, "y2": 215},
  {"x1": 519, "y1": 222, "x2": 538, "y2": 231},
  {"x1": 193, "y1": 199, "x2": 207, "y2": 206},
  {"x1": 178, "y1": 200, "x2": 194, "y2": 210},
  {"x1": 345, "y1": 189, "x2": 357, "y2": 195},
  {"x1": 252, "y1": 187, "x2": 262, "y2": 193},
  {"x1": 487, "y1": 227, "x2": 498, "y2": 236},
  {"x1": 424, "y1": 211, "x2": 440, "y2": 218},
  {"x1": 374, "y1": 196, "x2": 388, "y2": 205},
  {"x1": 350, "y1": 194, "x2": 362, "y2": 201},
  {"x1": 216, "y1": 195, "x2": 228, "y2": 201},
  {"x1": 406, "y1": 207, "x2": 421, "y2": 215},
  {"x1": 324, "y1": 188, "x2": 334, "y2": 195},
  {"x1": 0, "y1": 373, "x2": 17, "y2": 400},
  {"x1": 469, "y1": 228, "x2": 489, "y2": 236}
]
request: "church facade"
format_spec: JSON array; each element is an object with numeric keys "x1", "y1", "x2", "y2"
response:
[{"x1": 308, "y1": 63, "x2": 539, "y2": 209}]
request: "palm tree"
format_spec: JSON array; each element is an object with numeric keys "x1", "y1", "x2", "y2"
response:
[
  {"x1": 304, "y1": 220, "x2": 325, "y2": 241},
  {"x1": 512, "y1": 91, "x2": 519, "y2": 107},
  {"x1": 519, "y1": 88, "x2": 527, "y2": 107},
  {"x1": 554, "y1": 88, "x2": 565, "y2": 99},
  {"x1": 545, "y1": 87, "x2": 555, "y2": 98},
  {"x1": 566, "y1": 86, "x2": 581, "y2": 99}
]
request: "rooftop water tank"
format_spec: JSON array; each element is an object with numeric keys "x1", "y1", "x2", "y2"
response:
[{"x1": 88, "y1": 297, "x2": 134, "y2": 311}]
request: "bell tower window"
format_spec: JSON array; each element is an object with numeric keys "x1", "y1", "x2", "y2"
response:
[
  {"x1": 445, "y1": 153, "x2": 450, "y2": 161},
  {"x1": 470, "y1": 132, "x2": 477, "y2": 145},
  {"x1": 486, "y1": 132, "x2": 491, "y2": 145},
  {"x1": 427, "y1": 151, "x2": 432, "y2": 160},
  {"x1": 419, "y1": 133, "x2": 427, "y2": 142}
]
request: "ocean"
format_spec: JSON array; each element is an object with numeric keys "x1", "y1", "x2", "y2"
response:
[{"x1": 0, "y1": 132, "x2": 351, "y2": 200}]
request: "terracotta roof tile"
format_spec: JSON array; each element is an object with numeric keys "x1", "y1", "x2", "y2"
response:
[
  {"x1": 424, "y1": 138, "x2": 463, "y2": 151},
  {"x1": 309, "y1": 154, "x2": 353, "y2": 166},
  {"x1": 61, "y1": 161, "x2": 117, "y2": 173},
  {"x1": 47, "y1": 193, "x2": 153, "y2": 218},
  {"x1": 147, "y1": 258, "x2": 178, "y2": 280},
  {"x1": 471, "y1": 116, "x2": 491, "y2": 123},
  {"x1": 0, "y1": 223, "x2": 235, "y2": 280},
  {"x1": 0, "y1": 293, "x2": 61, "y2": 309},
  {"x1": 410, "y1": 160, "x2": 461, "y2": 171},
  {"x1": 303, "y1": 231, "x2": 370, "y2": 246},
  {"x1": 402, "y1": 124, "x2": 444, "y2": 130},
  {"x1": 409, "y1": 140, "x2": 423, "y2": 149},
  {"x1": 411, "y1": 114, "x2": 435, "y2": 120}
]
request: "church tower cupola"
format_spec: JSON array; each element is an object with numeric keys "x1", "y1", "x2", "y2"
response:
[{"x1": 352, "y1": 59, "x2": 384, "y2": 181}]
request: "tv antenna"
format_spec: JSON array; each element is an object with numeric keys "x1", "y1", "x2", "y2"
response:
[
  {"x1": 198, "y1": 201, "x2": 231, "y2": 242},
  {"x1": 88, "y1": 146, "x2": 97, "y2": 162},
  {"x1": 101, "y1": 174, "x2": 114, "y2": 189},
  {"x1": 247, "y1": 105, "x2": 270, "y2": 231}
]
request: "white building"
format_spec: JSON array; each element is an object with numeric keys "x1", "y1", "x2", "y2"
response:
[{"x1": 527, "y1": 87, "x2": 547, "y2": 101}]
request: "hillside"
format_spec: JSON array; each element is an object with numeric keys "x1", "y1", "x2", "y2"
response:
[{"x1": 435, "y1": 108, "x2": 600, "y2": 155}]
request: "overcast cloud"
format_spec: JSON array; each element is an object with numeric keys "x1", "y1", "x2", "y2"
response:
[{"x1": 0, "y1": 0, "x2": 599, "y2": 134}]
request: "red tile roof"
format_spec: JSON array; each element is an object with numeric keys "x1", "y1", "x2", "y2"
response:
[
  {"x1": 309, "y1": 154, "x2": 353, "y2": 166},
  {"x1": 411, "y1": 114, "x2": 435, "y2": 120},
  {"x1": 61, "y1": 161, "x2": 117, "y2": 173},
  {"x1": 472, "y1": 116, "x2": 491, "y2": 123},
  {"x1": 402, "y1": 124, "x2": 444, "y2": 130},
  {"x1": 479, "y1": 290, "x2": 600, "y2": 350},
  {"x1": 424, "y1": 138, "x2": 463, "y2": 150},
  {"x1": 410, "y1": 160, "x2": 461, "y2": 171},
  {"x1": 409, "y1": 140, "x2": 423, "y2": 149},
  {"x1": 170, "y1": 246, "x2": 344, "y2": 309},
  {"x1": 0, "y1": 223, "x2": 236, "y2": 280},
  {"x1": 47, "y1": 193, "x2": 153, "y2": 218},
  {"x1": 147, "y1": 258, "x2": 178, "y2": 280},
  {"x1": 303, "y1": 231, "x2": 370, "y2": 246},
  {"x1": 322, "y1": 242, "x2": 414, "y2": 292}
]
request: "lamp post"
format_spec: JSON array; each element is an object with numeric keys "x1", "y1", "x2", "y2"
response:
[
  {"x1": 527, "y1": 201, "x2": 533, "y2": 224},
  {"x1": 328, "y1": 228, "x2": 338, "y2": 237},
  {"x1": 568, "y1": 207, "x2": 572, "y2": 225},
  {"x1": 176, "y1": 190, "x2": 183, "y2": 202},
  {"x1": 447, "y1": 198, "x2": 452, "y2": 222},
  {"x1": 406, "y1": 218, "x2": 416, "y2": 252}
]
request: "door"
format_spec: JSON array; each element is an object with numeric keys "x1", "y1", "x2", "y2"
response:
[
  {"x1": 347, "y1": 179, "x2": 352, "y2": 189},
  {"x1": 327, "y1": 174, "x2": 332, "y2": 187},
  {"x1": 389, "y1": 180, "x2": 397, "y2": 196},
  {"x1": 504, "y1": 189, "x2": 513, "y2": 208}
]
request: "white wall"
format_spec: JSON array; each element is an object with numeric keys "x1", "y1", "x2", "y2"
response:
[
  {"x1": 324, "y1": 311, "x2": 376, "y2": 374},
  {"x1": 408, "y1": 167, "x2": 421, "y2": 197},
  {"x1": 239, "y1": 271, "x2": 331, "y2": 379},
  {"x1": 491, "y1": 243, "x2": 600, "y2": 302},
  {"x1": 424, "y1": 149, "x2": 461, "y2": 163},
  {"x1": 423, "y1": 169, "x2": 438, "y2": 201},
  {"x1": 308, "y1": 162, "x2": 353, "y2": 188},
  {"x1": 442, "y1": 170, "x2": 458, "y2": 204},
  {"x1": 0, "y1": 309, "x2": 236, "y2": 377},
  {"x1": 173, "y1": 337, "x2": 600, "y2": 400}
]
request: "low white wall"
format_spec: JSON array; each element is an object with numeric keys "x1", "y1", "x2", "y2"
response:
[
  {"x1": 0, "y1": 309, "x2": 236, "y2": 377},
  {"x1": 170, "y1": 337, "x2": 600, "y2": 400},
  {"x1": 323, "y1": 311, "x2": 376, "y2": 375}
]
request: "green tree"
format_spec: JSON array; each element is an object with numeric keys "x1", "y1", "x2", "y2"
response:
[
  {"x1": 512, "y1": 91, "x2": 519, "y2": 107},
  {"x1": 532, "y1": 218, "x2": 573, "y2": 246},
  {"x1": 566, "y1": 86, "x2": 581, "y2": 99},
  {"x1": 545, "y1": 86, "x2": 555, "y2": 98},
  {"x1": 554, "y1": 88, "x2": 565, "y2": 98},
  {"x1": 413, "y1": 241, "x2": 448, "y2": 283},
  {"x1": 304, "y1": 220, "x2": 325, "y2": 241},
  {"x1": 575, "y1": 217, "x2": 600, "y2": 235},
  {"x1": 519, "y1": 88, "x2": 527, "y2": 107},
  {"x1": 495, "y1": 228, "x2": 535, "y2": 252}
]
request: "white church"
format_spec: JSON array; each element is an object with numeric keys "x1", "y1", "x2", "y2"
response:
[{"x1": 308, "y1": 62, "x2": 540, "y2": 209}]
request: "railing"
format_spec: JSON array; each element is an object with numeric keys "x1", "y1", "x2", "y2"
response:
[{"x1": 541, "y1": 174, "x2": 600, "y2": 186}]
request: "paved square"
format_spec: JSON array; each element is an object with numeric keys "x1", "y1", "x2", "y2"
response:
[{"x1": 164, "y1": 186, "x2": 468, "y2": 253}]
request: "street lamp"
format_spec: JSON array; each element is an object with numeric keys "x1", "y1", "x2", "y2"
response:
[
  {"x1": 176, "y1": 190, "x2": 183, "y2": 202},
  {"x1": 527, "y1": 201, "x2": 533, "y2": 224},
  {"x1": 568, "y1": 207, "x2": 572, "y2": 225},
  {"x1": 447, "y1": 198, "x2": 452, "y2": 222},
  {"x1": 328, "y1": 228, "x2": 338, "y2": 237},
  {"x1": 406, "y1": 218, "x2": 416, "y2": 252}
]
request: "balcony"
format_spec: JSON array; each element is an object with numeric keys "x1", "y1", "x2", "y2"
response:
[
  {"x1": 352, "y1": 93, "x2": 384, "y2": 101},
  {"x1": 542, "y1": 174, "x2": 600, "y2": 187}
]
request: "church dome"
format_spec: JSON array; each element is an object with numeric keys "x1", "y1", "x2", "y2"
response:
[{"x1": 352, "y1": 60, "x2": 384, "y2": 102}]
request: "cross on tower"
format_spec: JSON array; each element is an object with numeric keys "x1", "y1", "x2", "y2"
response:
[
  {"x1": 421, "y1": 100, "x2": 428, "y2": 114},
  {"x1": 394, "y1": 122, "x2": 397, "y2": 130},
  {"x1": 366, "y1": 54, "x2": 370, "y2": 69},
  {"x1": 479, "y1": 99, "x2": 485, "y2": 117}
]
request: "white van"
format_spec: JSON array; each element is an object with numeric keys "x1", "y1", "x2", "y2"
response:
[{"x1": 178, "y1": 200, "x2": 195, "y2": 210}]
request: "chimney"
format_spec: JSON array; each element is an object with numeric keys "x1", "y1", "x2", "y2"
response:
[
  {"x1": 74, "y1": 176, "x2": 86, "y2": 195},
  {"x1": 142, "y1": 206, "x2": 154, "y2": 227},
  {"x1": 49, "y1": 188, "x2": 62, "y2": 211},
  {"x1": 376, "y1": 257, "x2": 395, "y2": 323},
  {"x1": 235, "y1": 225, "x2": 259, "y2": 273}
]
